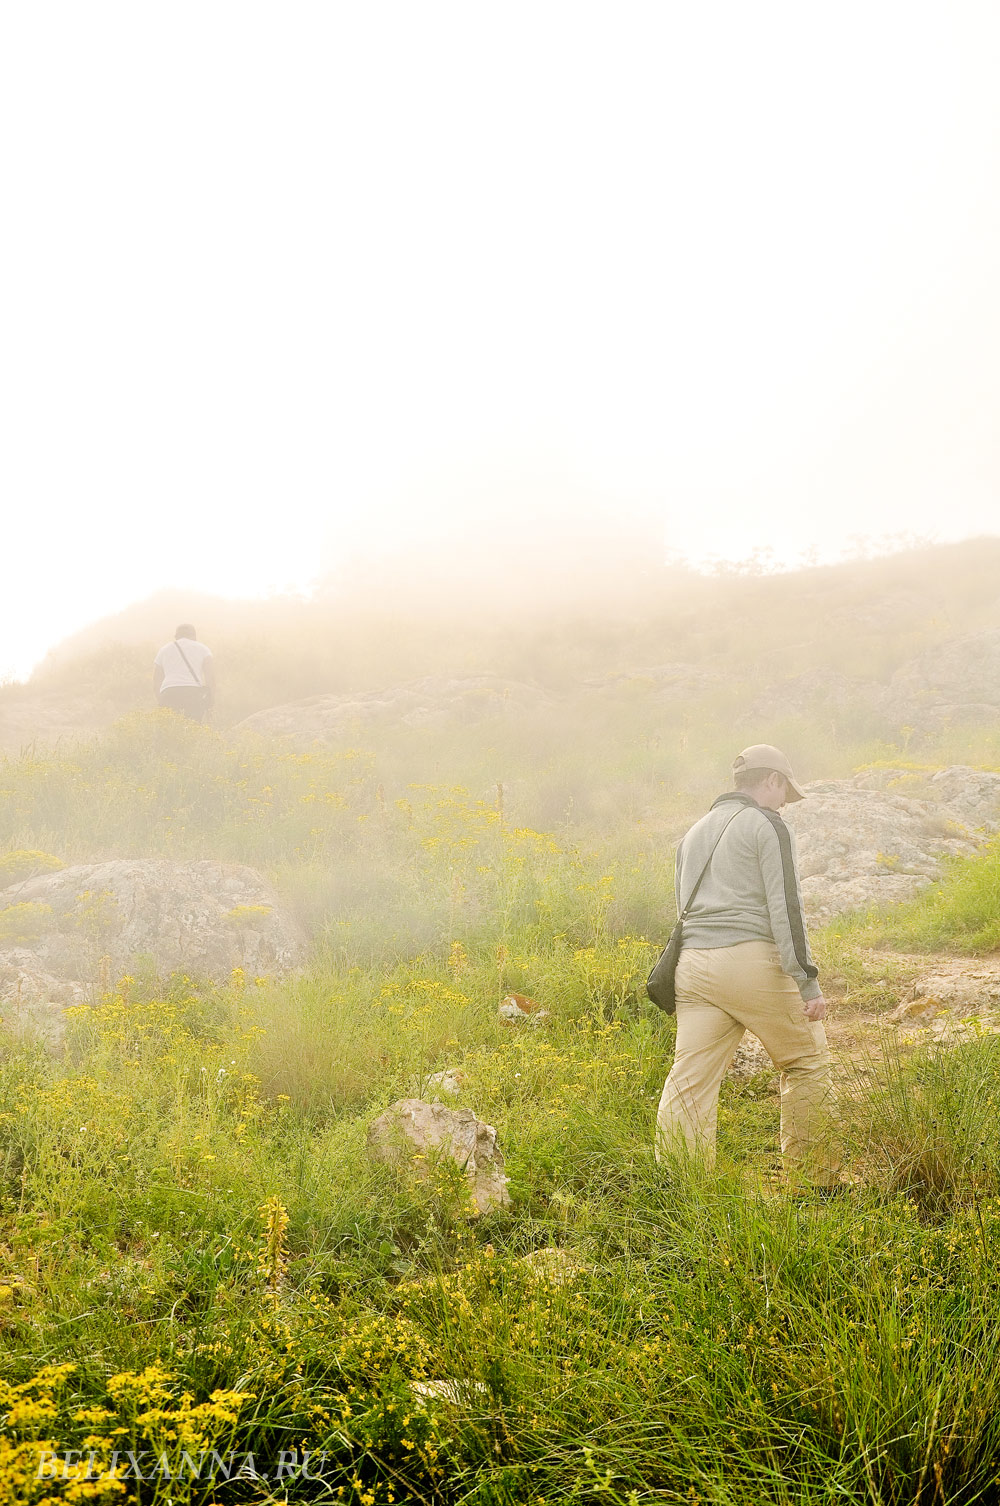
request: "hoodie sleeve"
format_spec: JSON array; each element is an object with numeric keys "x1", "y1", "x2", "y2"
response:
[{"x1": 754, "y1": 814, "x2": 821, "y2": 1001}]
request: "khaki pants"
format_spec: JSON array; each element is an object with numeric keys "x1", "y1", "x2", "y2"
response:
[{"x1": 655, "y1": 940, "x2": 839, "y2": 1186}]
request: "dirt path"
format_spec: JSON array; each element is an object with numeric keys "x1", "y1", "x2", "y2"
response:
[{"x1": 729, "y1": 949, "x2": 1000, "y2": 1080}]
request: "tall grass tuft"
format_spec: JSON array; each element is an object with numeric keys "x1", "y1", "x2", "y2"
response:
[{"x1": 842, "y1": 1031, "x2": 1000, "y2": 1214}]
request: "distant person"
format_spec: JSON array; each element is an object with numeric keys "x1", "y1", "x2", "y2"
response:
[
  {"x1": 153, "y1": 624, "x2": 215, "y2": 722},
  {"x1": 656, "y1": 744, "x2": 840, "y2": 1194}
]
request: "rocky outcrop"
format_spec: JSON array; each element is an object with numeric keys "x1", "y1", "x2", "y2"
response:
[
  {"x1": 920, "y1": 767, "x2": 1000, "y2": 834},
  {"x1": 236, "y1": 675, "x2": 547, "y2": 744},
  {"x1": 0, "y1": 953, "x2": 86, "y2": 1046},
  {"x1": 0, "y1": 860, "x2": 305, "y2": 1040},
  {"x1": 885, "y1": 961, "x2": 1000, "y2": 1023},
  {"x1": 745, "y1": 631, "x2": 1000, "y2": 734},
  {"x1": 884, "y1": 630, "x2": 1000, "y2": 726},
  {"x1": 584, "y1": 663, "x2": 725, "y2": 701},
  {"x1": 744, "y1": 670, "x2": 887, "y2": 729},
  {"x1": 787, "y1": 766, "x2": 1000, "y2": 922},
  {"x1": 0, "y1": 690, "x2": 118, "y2": 753},
  {"x1": 882, "y1": 960, "x2": 1000, "y2": 1046},
  {"x1": 367, "y1": 1098, "x2": 511, "y2": 1216}
]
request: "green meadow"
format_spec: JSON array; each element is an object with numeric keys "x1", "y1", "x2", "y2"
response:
[{"x1": 4, "y1": 544, "x2": 1000, "y2": 1503}]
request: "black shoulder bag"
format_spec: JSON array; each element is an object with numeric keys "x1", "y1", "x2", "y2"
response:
[{"x1": 646, "y1": 807, "x2": 746, "y2": 1013}]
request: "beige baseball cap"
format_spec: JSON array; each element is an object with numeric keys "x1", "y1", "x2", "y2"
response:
[{"x1": 732, "y1": 744, "x2": 806, "y2": 802}]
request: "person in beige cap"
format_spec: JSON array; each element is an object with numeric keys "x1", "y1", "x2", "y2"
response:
[{"x1": 655, "y1": 744, "x2": 840, "y2": 1192}]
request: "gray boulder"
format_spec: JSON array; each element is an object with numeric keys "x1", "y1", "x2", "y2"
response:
[
  {"x1": 728, "y1": 1034, "x2": 774, "y2": 1079},
  {"x1": 367, "y1": 1098, "x2": 511, "y2": 1216},
  {"x1": 411, "y1": 1379, "x2": 491, "y2": 1408},
  {"x1": 0, "y1": 859, "x2": 305, "y2": 1040},
  {"x1": 517, "y1": 1248, "x2": 593, "y2": 1284},
  {"x1": 787, "y1": 766, "x2": 1000, "y2": 922},
  {"x1": 0, "y1": 951, "x2": 86, "y2": 1047},
  {"x1": 883, "y1": 961, "x2": 1000, "y2": 1046},
  {"x1": 925, "y1": 766, "x2": 1000, "y2": 834},
  {"x1": 423, "y1": 1068, "x2": 467, "y2": 1098}
]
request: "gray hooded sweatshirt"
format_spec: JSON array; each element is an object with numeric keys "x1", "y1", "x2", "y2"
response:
[{"x1": 674, "y1": 791, "x2": 821, "y2": 1001}]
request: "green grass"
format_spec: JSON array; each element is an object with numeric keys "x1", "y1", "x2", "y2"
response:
[
  {"x1": 4, "y1": 951, "x2": 1000, "y2": 1503},
  {"x1": 4, "y1": 645, "x2": 1000, "y2": 1499},
  {"x1": 833, "y1": 835, "x2": 1000, "y2": 955}
]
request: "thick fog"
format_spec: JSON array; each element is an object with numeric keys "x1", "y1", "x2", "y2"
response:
[{"x1": 3, "y1": 6, "x2": 1000, "y2": 679}]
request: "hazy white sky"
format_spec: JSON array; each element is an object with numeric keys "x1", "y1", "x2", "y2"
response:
[{"x1": 3, "y1": 2, "x2": 1000, "y2": 678}]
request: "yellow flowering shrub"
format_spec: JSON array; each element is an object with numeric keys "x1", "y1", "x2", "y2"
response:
[
  {"x1": 0, "y1": 1362, "x2": 253, "y2": 1504},
  {"x1": 0, "y1": 903, "x2": 53, "y2": 943},
  {"x1": 224, "y1": 905, "x2": 273, "y2": 925},
  {"x1": 0, "y1": 850, "x2": 64, "y2": 888}
]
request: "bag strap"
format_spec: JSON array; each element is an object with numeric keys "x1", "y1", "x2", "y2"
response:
[
  {"x1": 678, "y1": 806, "x2": 748, "y2": 920},
  {"x1": 173, "y1": 639, "x2": 203, "y2": 688}
]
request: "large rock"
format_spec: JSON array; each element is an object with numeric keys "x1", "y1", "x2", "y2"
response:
[
  {"x1": 0, "y1": 951, "x2": 86, "y2": 1047},
  {"x1": 498, "y1": 992, "x2": 549, "y2": 1025},
  {"x1": 367, "y1": 1098, "x2": 511, "y2": 1216},
  {"x1": 236, "y1": 675, "x2": 547, "y2": 744},
  {"x1": 884, "y1": 630, "x2": 1000, "y2": 726},
  {"x1": 424, "y1": 1068, "x2": 467, "y2": 1098},
  {"x1": 0, "y1": 859, "x2": 305, "y2": 1039},
  {"x1": 786, "y1": 766, "x2": 1000, "y2": 922},
  {"x1": 411, "y1": 1379, "x2": 490, "y2": 1408},
  {"x1": 923, "y1": 767, "x2": 1000, "y2": 835},
  {"x1": 847, "y1": 765, "x2": 1000, "y2": 834},
  {"x1": 744, "y1": 670, "x2": 888, "y2": 730},
  {"x1": 745, "y1": 630, "x2": 1000, "y2": 735}
]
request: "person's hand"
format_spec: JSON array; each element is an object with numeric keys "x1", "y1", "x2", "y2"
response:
[{"x1": 803, "y1": 994, "x2": 827, "y2": 1022}]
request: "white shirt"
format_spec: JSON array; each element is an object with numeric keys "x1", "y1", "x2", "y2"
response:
[{"x1": 154, "y1": 638, "x2": 213, "y2": 691}]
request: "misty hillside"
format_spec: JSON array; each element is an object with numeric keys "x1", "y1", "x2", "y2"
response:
[
  {"x1": 6, "y1": 539, "x2": 1000, "y2": 1506},
  {"x1": 3, "y1": 539, "x2": 1000, "y2": 793},
  {"x1": 6, "y1": 541, "x2": 1000, "y2": 1505}
]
